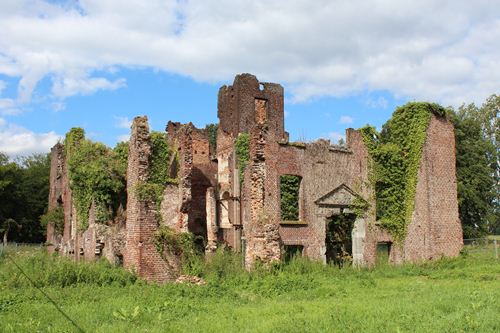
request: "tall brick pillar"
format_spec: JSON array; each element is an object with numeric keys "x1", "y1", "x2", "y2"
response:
[
  {"x1": 244, "y1": 125, "x2": 281, "y2": 269},
  {"x1": 46, "y1": 143, "x2": 64, "y2": 253},
  {"x1": 205, "y1": 187, "x2": 217, "y2": 253},
  {"x1": 125, "y1": 116, "x2": 177, "y2": 282}
]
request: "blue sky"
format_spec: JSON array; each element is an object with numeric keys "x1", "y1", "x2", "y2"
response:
[{"x1": 1, "y1": 1, "x2": 499, "y2": 156}]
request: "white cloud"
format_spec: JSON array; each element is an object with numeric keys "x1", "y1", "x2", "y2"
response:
[
  {"x1": 52, "y1": 76, "x2": 126, "y2": 98},
  {"x1": 0, "y1": 98, "x2": 23, "y2": 115},
  {"x1": 0, "y1": 117, "x2": 61, "y2": 156},
  {"x1": 0, "y1": 80, "x2": 6, "y2": 94},
  {"x1": 114, "y1": 116, "x2": 132, "y2": 129},
  {"x1": 339, "y1": 116, "x2": 354, "y2": 125},
  {"x1": 366, "y1": 96, "x2": 389, "y2": 109},
  {"x1": 0, "y1": 0, "x2": 499, "y2": 107}
]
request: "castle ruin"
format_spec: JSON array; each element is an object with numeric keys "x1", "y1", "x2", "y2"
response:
[{"x1": 46, "y1": 74, "x2": 463, "y2": 282}]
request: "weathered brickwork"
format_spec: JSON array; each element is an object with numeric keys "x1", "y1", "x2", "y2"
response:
[
  {"x1": 48, "y1": 73, "x2": 462, "y2": 281},
  {"x1": 404, "y1": 115, "x2": 463, "y2": 260},
  {"x1": 46, "y1": 143, "x2": 64, "y2": 254},
  {"x1": 125, "y1": 116, "x2": 177, "y2": 282}
]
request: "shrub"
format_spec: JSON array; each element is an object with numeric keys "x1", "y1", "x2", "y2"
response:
[
  {"x1": 40, "y1": 207, "x2": 64, "y2": 235},
  {"x1": 64, "y1": 129, "x2": 127, "y2": 230}
]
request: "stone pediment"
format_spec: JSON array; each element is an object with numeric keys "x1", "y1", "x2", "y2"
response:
[{"x1": 315, "y1": 184, "x2": 358, "y2": 207}]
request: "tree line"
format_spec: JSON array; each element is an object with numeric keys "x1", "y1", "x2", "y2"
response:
[
  {"x1": 0, "y1": 153, "x2": 50, "y2": 244},
  {"x1": 0, "y1": 95, "x2": 498, "y2": 243}
]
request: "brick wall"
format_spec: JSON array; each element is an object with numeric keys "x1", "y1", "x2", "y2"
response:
[
  {"x1": 46, "y1": 143, "x2": 64, "y2": 253},
  {"x1": 404, "y1": 114, "x2": 463, "y2": 260},
  {"x1": 46, "y1": 73, "x2": 464, "y2": 278},
  {"x1": 218, "y1": 73, "x2": 285, "y2": 140},
  {"x1": 363, "y1": 114, "x2": 463, "y2": 265},
  {"x1": 125, "y1": 116, "x2": 178, "y2": 282}
]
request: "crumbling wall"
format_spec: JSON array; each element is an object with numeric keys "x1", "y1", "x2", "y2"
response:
[
  {"x1": 218, "y1": 73, "x2": 285, "y2": 140},
  {"x1": 403, "y1": 114, "x2": 463, "y2": 260},
  {"x1": 362, "y1": 114, "x2": 463, "y2": 265},
  {"x1": 61, "y1": 148, "x2": 77, "y2": 259},
  {"x1": 244, "y1": 124, "x2": 281, "y2": 268},
  {"x1": 205, "y1": 187, "x2": 217, "y2": 253},
  {"x1": 164, "y1": 122, "x2": 216, "y2": 235},
  {"x1": 46, "y1": 143, "x2": 64, "y2": 253},
  {"x1": 258, "y1": 128, "x2": 373, "y2": 263},
  {"x1": 46, "y1": 73, "x2": 464, "y2": 278},
  {"x1": 125, "y1": 116, "x2": 177, "y2": 282},
  {"x1": 80, "y1": 202, "x2": 125, "y2": 263}
]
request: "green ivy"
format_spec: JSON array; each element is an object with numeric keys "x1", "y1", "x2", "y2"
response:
[
  {"x1": 149, "y1": 131, "x2": 176, "y2": 186},
  {"x1": 235, "y1": 133, "x2": 250, "y2": 183},
  {"x1": 350, "y1": 195, "x2": 370, "y2": 219},
  {"x1": 40, "y1": 206, "x2": 64, "y2": 235},
  {"x1": 64, "y1": 129, "x2": 127, "y2": 230},
  {"x1": 64, "y1": 127, "x2": 85, "y2": 157},
  {"x1": 205, "y1": 123, "x2": 218, "y2": 151},
  {"x1": 280, "y1": 175, "x2": 300, "y2": 220},
  {"x1": 153, "y1": 225, "x2": 203, "y2": 273},
  {"x1": 132, "y1": 132, "x2": 177, "y2": 224},
  {"x1": 134, "y1": 182, "x2": 164, "y2": 203},
  {"x1": 360, "y1": 102, "x2": 446, "y2": 240}
]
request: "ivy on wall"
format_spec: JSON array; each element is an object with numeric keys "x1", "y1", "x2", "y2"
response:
[
  {"x1": 205, "y1": 123, "x2": 218, "y2": 152},
  {"x1": 149, "y1": 131, "x2": 176, "y2": 186},
  {"x1": 134, "y1": 131, "x2": 178, "y2": 224},
  {"x1": 235, "y1": 133, "x2": 250, "y2": 183},
  {"x1": 40, "y1": 206, "x2": 65, "y2": 235},
  {"x1": 65, "y1": 128, "x2": 128, "y2": 230},
  {"x1": 359, "y1": 102, "x2": 446, "y2": 240},
  {"x1": 280, "y1": 175, "x2": 300, "y2": 221},
  {"x1": 153, "y1": 225, "x2": 203, "y2": 273}
]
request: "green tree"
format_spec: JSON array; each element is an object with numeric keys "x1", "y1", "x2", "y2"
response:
[
  {"x1": 450, "y1": 103, "x2": 498, "y2": 238},
  {"x1": 1, "y1": 218, "x2": 20, "y2": 245},
  {"x1": 17, "y1": 154, "x2": 50, "y2": 242},
  {"x1": 0, "y1": 153, "x2": 50, "y2": 243}
]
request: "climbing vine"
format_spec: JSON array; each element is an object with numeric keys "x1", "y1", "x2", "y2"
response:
[
  {"x1": 205, "y1": 123, "x2": 218, "y2": 152},
  {"x1": 280, "y1": 175, "x2": 301, "y2": 220},
  {"x1": 40, "y1": 206, "x2": 65, "y2": 235},
  {"x1": 153, "y1": 226, "x2": 204, "y2": 273},
  {"x1": 134, "y1": 131, "x2": 177, "y2": 224},
  {"x1": 359, "y1": 102, "x2": 447, "y2": 240},
  {"x1": 153, "y1": 226, "x2": 198, "y2": 257},
  {"x1": 149, "y1": 131, "x2": 176, "y2": 186},
  {"x1": 64, "y1": 127, "x2": 85, "y2": 157},
  {"x1": 235, "y1": 133, "x2": 250, "y2": 183},
  {"x1": 65, "y1": 128, "x2": 127, "y2": 230},
  {"x1": 350, "y1": 195, "x2": 370, "y2": 219}
]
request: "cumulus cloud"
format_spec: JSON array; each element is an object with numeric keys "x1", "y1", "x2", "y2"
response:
[
  {"x1": 366, "y1": 96, "x2": 389, "y2": 109},
  {"x1": 0, "y1": 118, "x2": 61, "y2": 156},
  {"x1": 52, "y1": 76, "x2": 126, "y2": 98},
  {"x1": 114, "y1": 116, "x2": 132, "y2": 129},
  {"x1": 0, "y1": 0, "x2": 499, "y2": 108},
  {"x1": 339, "y1": 116, "x2": 354, "y2": 125}
]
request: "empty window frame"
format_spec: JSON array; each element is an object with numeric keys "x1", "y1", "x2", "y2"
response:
[{"x1": 280, "y1": 175, "x2": 301, "y2": 221}]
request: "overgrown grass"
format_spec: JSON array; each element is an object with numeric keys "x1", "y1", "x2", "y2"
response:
[{"x1": 0, "y1": 245, "x2": 499, "y2": 333}]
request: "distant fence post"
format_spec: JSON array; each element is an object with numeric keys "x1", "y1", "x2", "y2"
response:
[{"x1": 494, "y1": 239, "x2": 499, "y2": 260}]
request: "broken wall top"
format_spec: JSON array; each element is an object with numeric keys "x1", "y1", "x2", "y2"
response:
[{"x1": 218, "y1": 73, "x2": 285, "y2": 140}]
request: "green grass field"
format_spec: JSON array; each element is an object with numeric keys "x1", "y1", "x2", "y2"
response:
[{"x1": 0, "y1": 245, "x2": 499, "y2": 333}]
